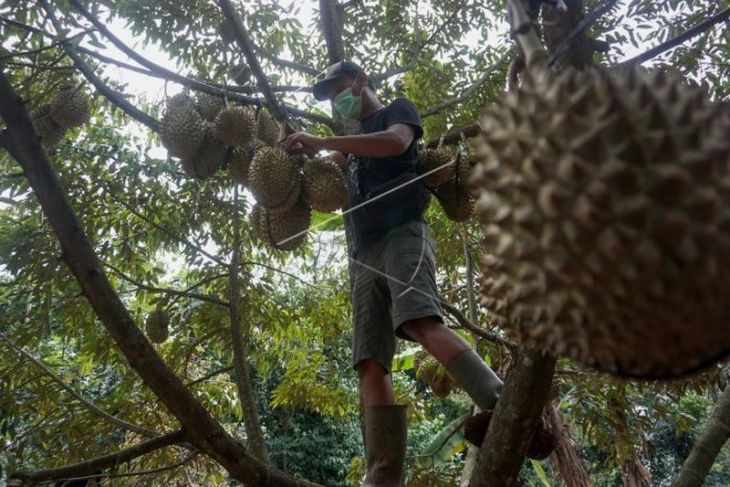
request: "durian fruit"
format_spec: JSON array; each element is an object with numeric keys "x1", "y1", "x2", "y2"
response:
[
  {"x1": 256, "y1": 108, "x2": 281, "y2": 146},
  {"x1": 213, "y1": 105, "x2": 257, "y2": 148},
  {"x1": 472, "y1": 63, "x2": 730, "y2": 379},
  {"x1": 250, "y1": 200, "x2": 311, "y2": 251},
  {"x1": 49, "y1": 84, "x2": 91, "y2": 129},
  {"x1": 434, "y1": 153, "x2": 475, "y2": 222},
  {"x1": 415, "y1": 353, "x2": 453, "y2": 398},
  {"x1": 160, "y1": 93, "x2": 205, "y2": 159},
  {"x1": 248, "y1": 146, "x2": 302, "y2": 213},
  {"x1": 228, "y1": 140, "x2": 264, "y2": 184},
  {"x1": 182, "y1": 124, "x2": 227, "y2": 179},
  {"x1": 145, "y1": 310, "x2": 170, "y2": 344},
  {"x1": 302, "y1": 157, "x2": 347, "y2": 212},
  {"x1": 32, "y1": 105, "x2": 67, "y2": 149},
  {"x1": 195, "y1": 92, "x2": 224, "y2": 122},
  {"x1": 417, "y1": 146, "x2": 455, "y2": 188}
]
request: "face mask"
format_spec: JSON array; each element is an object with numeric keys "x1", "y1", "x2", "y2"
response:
[{"x1": 333, "y1": 85, "x2": 363, "y2": 120}]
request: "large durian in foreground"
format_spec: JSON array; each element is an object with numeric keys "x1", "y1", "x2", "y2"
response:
[
  {"x1": 302, "y1": 157, "x2": 347, "y2": 212},
  {"x1": 248, "y1": 146, "x2": 302, "y2": 213},
  {"x1": 250, "y1": 200, "x2": 310, "y2": 251},
  {"x1": 472, "y1": 61, "x2": 730, "y2": 378}
]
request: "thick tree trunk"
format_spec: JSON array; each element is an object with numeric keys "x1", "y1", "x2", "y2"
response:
[
  {"x1": 319, "y1": 0, "x2": 346, "y2": 65},
  {"x1": 230, "y1": 189, "x2": 270, "y2": 463},
  {"x1": 0, "y1": 72, "x2": 317, "y2": 487},
  {"x1": 469, "y1": 349, "x2": 557, "y2": 486},
  {"x1": 673, "y1": 385, "x2": 730, "y2": 487},
  {"x1": 547, "y1": 403, "x2": 592, "y2": 487}
]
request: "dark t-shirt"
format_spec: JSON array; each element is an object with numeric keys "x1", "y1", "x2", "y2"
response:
[{"x1": 345, "y1": 98, "x2": 427, "y2": 256}]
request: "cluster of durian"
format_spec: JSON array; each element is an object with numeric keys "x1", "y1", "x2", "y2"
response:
[
  {"x1": 471, "y1": 63, "x2": 730, "y2": 379},
  {"x1": 417, "y1": 145, "x2": 477, "y2": 222},
  {"x1": 248, "y1": 148, "x2": 347, "y2": 251},
  {"x1": 413, "y1": 350, "x2": 455, "y2": 398},
  {"x1": 159, "y1": 91, "x2": 282, "y2": 181},
  {"x1": 145, "y1": 309, "x2": 170, "y2": 344},
  {"x1": 31, "y1": 80, "x2": 91, "y2": 149}
]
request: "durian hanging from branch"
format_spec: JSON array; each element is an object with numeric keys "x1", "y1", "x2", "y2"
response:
[{"x1": 470, "y1": 0, "x2": 730, "y2": 379}]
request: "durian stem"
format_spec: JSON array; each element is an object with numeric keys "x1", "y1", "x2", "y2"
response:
[
  {"x1": 673, "y1": 385, "x2": 730, "y2": 487},
  {"x1": 505, "y1": 0, "x2": 548, "y2": 69}
]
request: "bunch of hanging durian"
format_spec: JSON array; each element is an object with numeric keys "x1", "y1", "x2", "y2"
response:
[
  {"x1": 470, "y1": 0, "x2": 730, "y2": 378},
  {"x1": 31, "y1": 76, "x2": 91, "y2": 149},
  {"x1": 248, "y1": 150, "x2": 346, "y2": 251},
  {"x1": 159, "y1": 90, "x2": 284, "y2": 180},
  {"x1": 417, "y1": 142, "x2": 477, "y2": 222}
]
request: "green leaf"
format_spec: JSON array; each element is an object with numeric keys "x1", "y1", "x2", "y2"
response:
[{"x1": 531, "y1": 459, "x2": 552, "y2": 487}]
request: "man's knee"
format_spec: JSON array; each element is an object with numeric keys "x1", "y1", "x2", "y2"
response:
[
  {"x1": 356, "y1": 358, "x2": 388, "y2": 380},
  {"x1": 400, "y1": 315, "x2": 443, "y2": 342}
]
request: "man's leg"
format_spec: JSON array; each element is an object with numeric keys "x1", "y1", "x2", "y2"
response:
[
  {"x1": 401, "y1": 317, "x2": 503, "y2": 411},
  {"x1": 356, "y1": 358, "x2": 396, "y2": 406}
]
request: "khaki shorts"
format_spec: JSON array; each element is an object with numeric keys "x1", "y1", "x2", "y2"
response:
[{"x1": 351, "y1": 220, "x2": 443, "y2": 372}]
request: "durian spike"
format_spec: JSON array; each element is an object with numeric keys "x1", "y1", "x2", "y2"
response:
[{"x1": 506, "y1": 0, "x2": 549, "y2": 70}]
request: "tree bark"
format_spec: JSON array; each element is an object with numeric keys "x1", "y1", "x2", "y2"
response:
[
  {"x1": 217, "y1": 0, "x2": 290, "y2": 128},
  {"x1": 229, "y1": 187, "x2": 270, "y2": 464},
  {"x1": 547, "y1": 404, "x2": 592, "y2": 487},
  {"x1": 542, "y1": 0, "x2": 594, "y2": 68},
  {"x1": 319, "y1": 0, "x2": 346, "y2": 65},
  {"x1": 621, "y1": 451, "x2": 651, "y2": 487},
  {"x1": 12, "y1": 430, "x2": 185, "y2": 483},
  {"x1": 469, "y1": 349, "x2": 557, "y2": 486},
  {"x1": 673, "y1": 385, "x2": 730, "y2": 487},
  {"x1": 0, "y1": 71, "x2": 318, "y2": 487}
]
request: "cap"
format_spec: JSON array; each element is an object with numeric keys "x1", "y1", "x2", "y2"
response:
[{"x1": 312, "y1": 61, "x2": 363, "y2": 101}]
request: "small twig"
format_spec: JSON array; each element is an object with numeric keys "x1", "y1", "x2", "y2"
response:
[
  {"x1": 425, "y1": 123, "x2": 480, "y2": 148},
  {"x1": 185, "y1": 365, "x2": 234, "y2": 387},
  {"x1": 0, "y1": 332, "x2": 157, "y2": 437},
  {"x1": 420, "y1": 54, "x2": 510, "y2": 118},
  {"x1": 11, "y1": 430, "x2": 187, "y2": 483},
  {"x1": 35, "y1": 452, "x2": 198, "y2": 485},
  {"x1": 440, "y1": 300, "x2": 517, "y2": 350},
  {"x1": 372, "y1": 1, "x2": 466, "y2": 82},
  {"x1": 103, "y1": 260, "x2": 230, "y2": 308},
  {"x1": 620, "y1": 5, "x2": 730, "y2": 66}
]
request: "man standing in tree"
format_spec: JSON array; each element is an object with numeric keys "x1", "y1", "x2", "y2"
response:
[{"x1": 285, "y1": 61, "x2": 502, "y2": 486}]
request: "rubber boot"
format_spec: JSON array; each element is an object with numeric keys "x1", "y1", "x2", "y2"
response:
[
  {"x1": 445, "y1": 349, "x2": 503, "y2": 410},
  {"x1": 362, "y1": 405, "x2": 407, "y2": 487}
]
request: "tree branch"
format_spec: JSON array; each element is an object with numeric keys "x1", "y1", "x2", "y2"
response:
[
  {"x1": 217, "y1": 0, "x2": 290, "y2": 128},
  {"x1": 0, "y1": 65, "x2": 317, "y2": 487},
  {"x1": 229, "y1": 187, "x2": 269, "y2": 463},
  {"x1": 372, "y1": 1, "x2": 466, "y2": 83},
  {"x1": 621, "y1": 6, "x2": 730, "y2": 66},
  {"x1": 420, "y1": 55, "x2": 509, "y2": 118},
  {"x1": 0, "y1": 332, "x2": 156, "y2": 437},
  {"x1": 103, "y1": 260, "x2": 230, "y2": 308},
  {"x1": 41, "y1": 5, "x2": 159, "y2": 131},
  {"x1": 673, "y1": 385, "x2": 730, "y2": 486},
  {"x1": 425, "y1": 123, "x2": 480, "y2": 148},
  {"x1": 440, "y1": 300, "x2": 516, "y2": 350},
  {"x1": 11, "y1": 430, "x2": 186, "y2": 483}
]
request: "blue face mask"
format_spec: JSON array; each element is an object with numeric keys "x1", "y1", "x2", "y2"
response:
[{"x1": 333, "y1": 84, "x2": 363, "y2": 120}]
